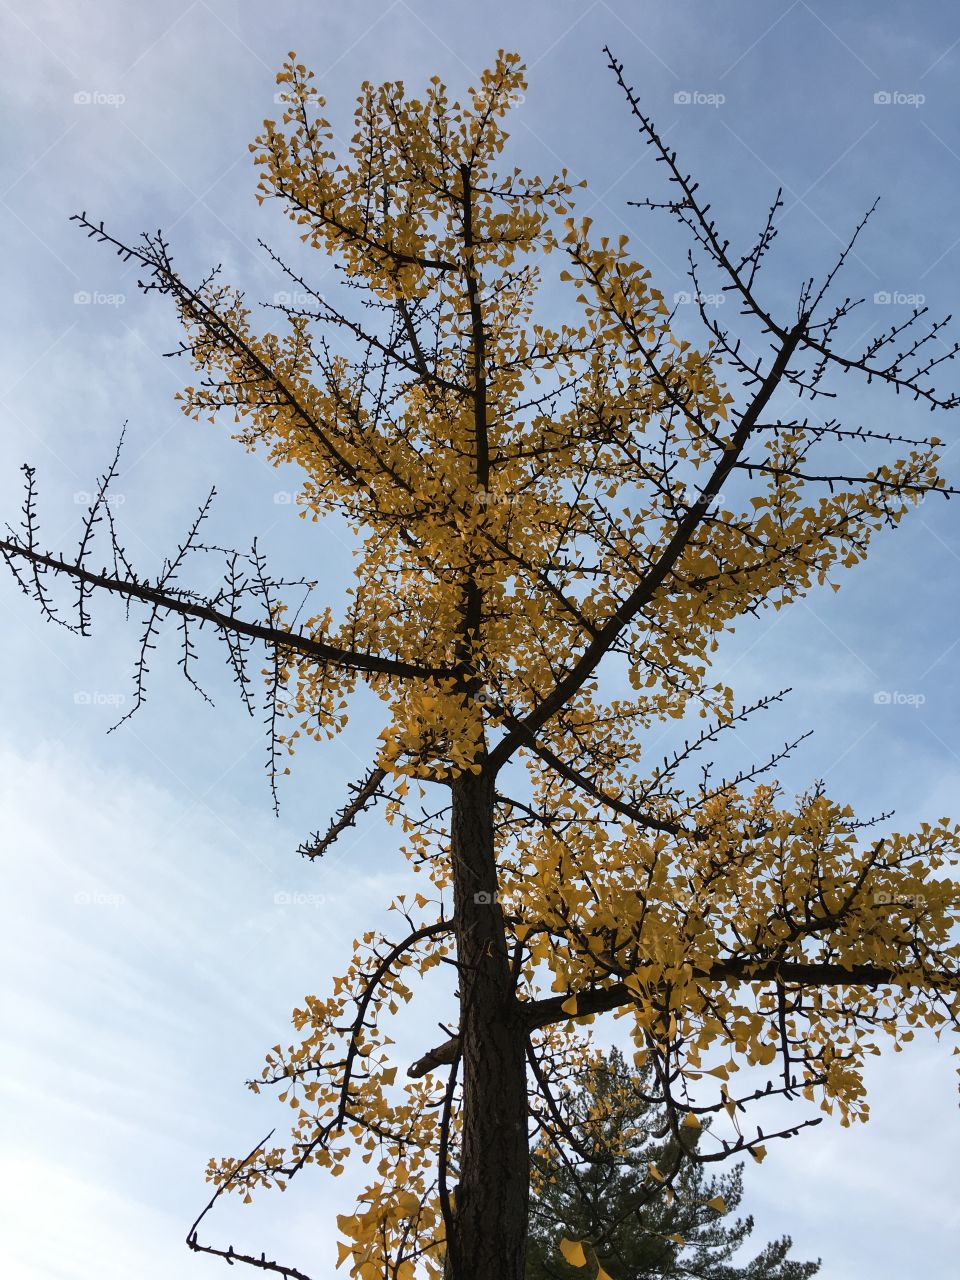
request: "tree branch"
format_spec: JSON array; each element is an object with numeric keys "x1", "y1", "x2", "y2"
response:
[
  {"x1": 0, "y1": 539, "x2": 449, "y2": 681},
  {"x1": 408, "y1": 955, "x2": 959, "y2": 1076},
  {"x1": 488, "y1": 319, "x2": 808, "y2": 771}
]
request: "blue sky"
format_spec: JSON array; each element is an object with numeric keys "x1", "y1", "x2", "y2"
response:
[{"x1": 2, "y1": 1, "x2": 960, "y2": 1277}]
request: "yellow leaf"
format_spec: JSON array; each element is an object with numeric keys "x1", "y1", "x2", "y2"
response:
[
  {"x1": 559, "y1": 1238, "x2": 588, "y2": 1268},
  {"x1": 706, "y1": 1196, "x2": 726, "y2": 1213},
  {"x1": 396, "y1": 1191, "x2": 420, "y2": 1215},
  {"x1": 561, "y1": 995, "x2": 579, "y2": 1016},
  {"x1": 704, "y1": 1063, "x2": 729, "y2": 1080}
]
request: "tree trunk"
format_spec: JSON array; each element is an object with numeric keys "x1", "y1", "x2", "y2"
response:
[{"x1": 446, "y1": 768, "x2": 529, "y2": 1280}]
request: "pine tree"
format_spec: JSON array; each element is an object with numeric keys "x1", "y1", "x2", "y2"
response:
[{"x1": 527, "y1": 1049, "x2": 819, "y2": 1280}]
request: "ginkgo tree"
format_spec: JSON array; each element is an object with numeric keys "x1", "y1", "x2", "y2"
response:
[{"x1": 4, "y1": 45, "x2": 960, "y2": 1280}]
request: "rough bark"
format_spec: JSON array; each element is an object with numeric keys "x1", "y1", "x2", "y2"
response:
[{"x1": 446, "y1": 768, "x2": 529, "y2": 1280}]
